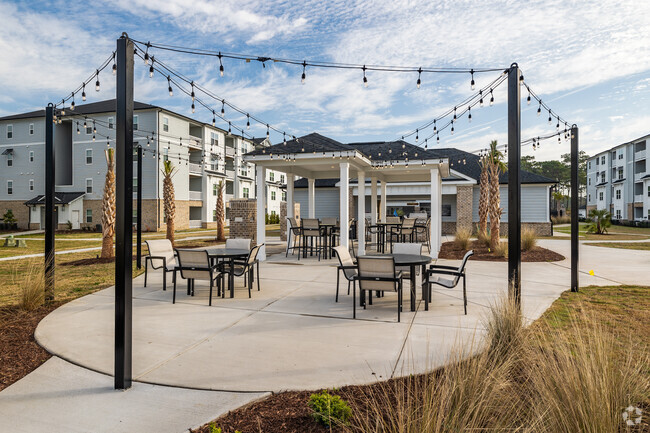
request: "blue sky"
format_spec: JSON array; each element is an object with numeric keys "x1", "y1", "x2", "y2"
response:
[{"x1": 1, "y1": 0, "x2": 649, "y2": 160}]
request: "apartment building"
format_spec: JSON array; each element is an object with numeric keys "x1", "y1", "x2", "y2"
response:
[
  {"x1": 0, "y1": 100, "x2": 285, "y2": 230},
  {"x1": 586, "y1": 133, "x2": 649, "y2": 221}
]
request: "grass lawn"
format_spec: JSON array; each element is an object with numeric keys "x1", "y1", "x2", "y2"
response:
[
  {"x1": 555, "y1": 222, "x2": 650, "y2": 240},
  {"x1": 587, "y1": 241, "x2": 650, "y2": 251},
  {"x1": 0, "y1": 239, "x2": 102, "y2": 259}
]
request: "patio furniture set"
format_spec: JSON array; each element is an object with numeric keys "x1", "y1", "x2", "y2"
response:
[{"x1": 143, "y1": 239, "x2": 264, "y2": 305}]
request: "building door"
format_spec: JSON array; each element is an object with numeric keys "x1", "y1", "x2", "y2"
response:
[
  {"x1": 71, "y1": 210, "x2": 80, "y2": 230},
  {"x1": 39, "y1": 206, "x2": 59, "y2": 229}
]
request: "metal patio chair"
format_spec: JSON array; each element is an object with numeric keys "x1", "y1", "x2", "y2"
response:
[
  {"x1": 144, "y1": 239, "x2": 177, "y2": 291},
  {"x1": 355, "y1": 256, "x2": 404, "y2": 322},
  {"x1": 174, "y1": 249, "x2": 222, "y2": 306},
  {"x1": 424, "y1": 250, "x2": 474, "y2": 315},
  {"x1": 333, "y1": 245, "x2": 357, "y2": 303}
]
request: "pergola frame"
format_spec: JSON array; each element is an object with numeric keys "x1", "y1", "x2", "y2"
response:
[{"x1": 245, "y1": 149, "x2": 449, "y2": 260}]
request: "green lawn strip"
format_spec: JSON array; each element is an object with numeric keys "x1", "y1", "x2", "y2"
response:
[
  {"x1": 586, "y1": 242, "x2": 650, "y2": 251},
  {"x1": 0, "y1": 239, "x2": 102, "y2": 258}
]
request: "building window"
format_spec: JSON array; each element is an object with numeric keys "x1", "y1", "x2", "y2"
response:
[
  {"x1": 269, "y1": 172, "x2": 275, "y2": 182},
  {"x1": 29, "y1": 179, "x2": 34, "y2": 191},
  {"x1": 29, "y1": 123, "x2": 34, "y2": 135},
  {"x1": 86, "y1": 178, "x2": 93, "y2": 194},
  {"x1": 133, "y1": 115, "x2": 139, "y2": 131},
  {"x1": 133, "y1": 177, "x2": 137, "y2": 189},
  {"x1": 213, "y1": 184, "x2": 217, "y2": 196},
  {"x1": 210, "y1": 131, "x2": 218, "y2": 145},
  {"x1": 108, "y1": 117, "x2": 114, "y2": 129},
  {"x1": 162, "y1": 117, "x2": 169, "y2": 132},
  {"x1": 648, "y1": 185, "x2": 650, "y2": 197},
  {"x1": 163, "y1": 148, "x2": 169, "y2": 161},
  {"x1": 618, "y1": 168, "x2": 623, "y2": 180},
  {"x1": 7, "y1": 180, "x2": 13, "y2": 195},
  {"x1": 86, "y1": 124, "x2": 93, "y2": 134},
  {"x1": 588, "y1": 161, "x2": 591, "y2": 169},
  {"x1": 6, "y1": 125, "x2": 12, "y2": 139},
  {"x1": 280, "y1": 174, "x2": 285, "y2": 184},
  {"x1": 588, "y1": 178, "x2": 591, "y2": 186},
  {"x1": 86, "y1": 209, "x2": 92, "y2": 223},
  {"x1": 601, "y1": 156, "x2": 605, "y2": 165},
  {"x1": 596, "y1": 158, "x2": 599, "y2": 166},
  {"x1": 618, "y1": 152, "x2": 623, "y2": 160},
  {"x1": 588, "y1": 194, "x2": 591, "y2": 202},
  {"x1": 601, "y1": 172, "x2": 605, "y2": 183},
  {"x1": 282, "y1": 190, "x2": 286, "y2": 201},
  {"x1": 242, "y1": 187, "x2": 249, "y2": 198},
  {"x1": 271, "y1": 191, "x2": 276, "y2": 200},
  {"x1": 86, "y1": 149, "x2": 93, "y2": 164},
  {"x1": 616, "y1": 189, "x2": 621, "y2": 200},
  {"x1": 29, "y1": 151, "x2": 34, "y2": 162},
  {"x1": 213, "y1": 209, "x2": 217, "y2": 222},
  {"x1": 599, "y1": 191, "x2": 603, "y2": 201},
  {"x1": 615, "y1": 209, "x2": 621, "y2": 219},
  {"x1": 7, "y1": 154, "x2": 12, "y2": 167}
]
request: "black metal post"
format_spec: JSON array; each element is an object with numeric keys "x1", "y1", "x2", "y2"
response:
[
  {"x1": 115, "y1": 34, "x2": 134, "y2": 390},
  {"x1": 570, "y1": 125, "x2": 579, "y2": 292},
  {"x1": 507, "y1": 64, "x2": 521, "y2": 305},
  {"x1": 44, "y1": 104, "x2": 55, "y2": 302},
  {"x1": 136, "y1": 146, "x2": 142, "y2": 269}
]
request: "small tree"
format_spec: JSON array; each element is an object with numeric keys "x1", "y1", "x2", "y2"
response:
[
  {"x1": 478, "y1": 155, "x2": 490, "y2": 237},
  {"x1": 215, "y1": 180, "x2": 226, "y2": 241},
  {"x1": 100, "y1": 148, "x2": 116, "y2": 259},
  {"x1": 162, "y1": 160, "x2": 177, "y2": 246},
  {"x1": 2, "y1": 209, "x2": 17, "y2": 225},
  {"x1": 487, "y1": 140, "x2": 507, "y2": 249},
  {"x1": 586, "y1": 209, "x2": 611, "y2": 235}
]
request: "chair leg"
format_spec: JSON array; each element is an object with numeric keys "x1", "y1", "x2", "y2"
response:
[
  {"x1": 463, "y1": 274, "x2": 467, "y2": 315},
  {"x1": 347, "y1": 279, "x2": 351, "y2": 295},
  {"x1": 286, "y1": 231, "x2": 291, "y2": 257},
  {"x1": 369, "y1": 290, "x2": 373, "y2": 305},
  {"x1": 248, "y1": 268, "x2": 252, "y2": 298},
  {"x1": 172, "y1": 274, "x2": 177, "y2": 304},
  {"x1": 144, "y1": 260, "x2": 148, "y2": 287},
  {"x1": 398, "y1": 282, "x2": 402, "y2": 322},
  {"x1": 336, "y1": 269, "x2": 340, "y2": 302},
  {"x1": 353, "y1": 281, "x2": 356, "y2": 319},
  {"x1": 163, "y1": 269, "x2": 166, "y2": 291},
  {"x1": 256, "y1": 262, "x2": 260, "y2": 291},
  {"x1": 209, "y1": 278, "x2": 213, "y2": 306}
]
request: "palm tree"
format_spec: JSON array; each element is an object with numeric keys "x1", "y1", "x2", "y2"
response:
[
  {"x1": 162, "y1": 160, "x2": 176, "y2": 246},
  {"x1": 100, "y1": 148, "x2": 116, "y2": 258},
  {"x1": 478, "y1": 154, "x2": 490, "y2": 237},
  {"x1": 487, "y1": 140, "x2": 507, "y2": 249},
  {"x1": 586, "y1": 209, "x2": 611, "y2": 235},
  {"x1": 215, "y1": 180, "x2": 226, "y2": 241}
]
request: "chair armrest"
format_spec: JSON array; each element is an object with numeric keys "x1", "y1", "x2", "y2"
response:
[
  {"x1": 338, "y1": 265, "x2": 358, "y2": 270},
  {"x1": 355, "y1": 275, "x2": 401, "y2": 282},
  {"x1": 426, "y1": 269, "x2": 463, "y2": 277},
  {"x1": 395, "y1": 270, "x2": 403, "y2": 279},
  {"x1": 429, "y1": 264, "x2": 460, "y2": 270}
]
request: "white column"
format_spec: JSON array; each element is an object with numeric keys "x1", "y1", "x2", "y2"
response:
[
  {"x1": 256, "y1": 165, "x2": 266, "y2": 260},
  {"x1": 308, "y1": 178, "x2": 315, "y2": 218},
  {"x1": 286, "y1": 174, "x2": 295, "y2": 219},
  {"x1": 339, "y1": 163, "x2": 349, "y2": 248},
  {"x1": 380, "y1": 180, "x2": 387, "y2": 222},
  {"x1": 357, "y1": 170, "x2": 366, "y2": 256},
  {"x1": 370, "y1": 177, "x2": 377, "y2": 245},
  {"x1": 430, "y1": 167, "x2": 441, "y2": 258}
]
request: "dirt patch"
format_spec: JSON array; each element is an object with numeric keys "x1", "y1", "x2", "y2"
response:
[
  {"x1": 60, "y1": 256, "x2": 118, "y2": 266},
  {"x1": 439, "y1": 240, "x2": 564, "y2": 262},
  {"x1": 0, "y1": 303, "x2": 58, "y2": 391}
]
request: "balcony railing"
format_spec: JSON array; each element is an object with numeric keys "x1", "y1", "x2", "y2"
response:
[
  {"x1": 189, "y1": 220, "x2": 202, "y2": 228},
  {"x1": 635, "y1": 149, "x2": 646, "y2": 160},
  {"x1": 189, "y1": 191, "x2": 202, "y2": 201},
  {"x1": 189, "y1": 163, "x2": 202, "y2": 174}
]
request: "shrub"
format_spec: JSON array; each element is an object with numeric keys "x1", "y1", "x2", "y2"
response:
[
  {"x1": 551, "y1": 215, "x2": 571, "y2": 224},
  {"x1": 308, "y1": 390, "x2": 352, "y2": 427},
  {"x1": 521, "y1": 227, "x2": 537, "y2": 251},
  {"x1": 14, "y1": 261, "x2": 45, "y2": 311},
  {"x1": 585, "y1": 209, "x2": 611, "y2": 234},
  {"x1": 2, "y1": 209, "x2": 17, "y2": 225},
  {"x1": 477, "y1": 228, "x2": 491, "y2": 247},
  {"x1": 493, "y1": 241, "x2": 508, "y2": 258},
  {"x1": 453, "y1": 228, "x2": 472, "y2": 250}
]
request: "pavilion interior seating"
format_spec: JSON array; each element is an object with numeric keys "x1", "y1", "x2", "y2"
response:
[
  {"x1": 226, "y1": 238, "x2": 252, "y2": 250},
  {"x1": 333, "y1": 245, "x2": 357, "y2": 302},
  {"x1": 218, "y1": 244, "x2": 263, "y2": 297},
  {"x1": 144, "y1": 239, "x2": 177, "y2": 291},
  {"x1": 300, "y1": 218, "x2": 323, "y2": 260},
  {"x1": 286, "y1": 217, "x2": 302, "y2": 257},
  {"x1": 389, "y1": 217, "x2": 416, "y2": 250},
  {"x1": 392, "y1": 242, "x2": 423, "y2": 282},
  {"x1": 355, "y1": 256, "x2": 404, "y2": 322},
  {"x1": 425, "y1": 250, "x2": 474, "y2": 314},
  {"x1": 413, "y1": 217, "x2": 431, "y2": 251},
  {"x1": 174, "y1": 249, "x2": 222, "y2": 305}
]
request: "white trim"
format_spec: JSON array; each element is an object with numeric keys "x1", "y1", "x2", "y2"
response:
[
  {"x1": 85, "y1": 178, "x2": 93, "y2": 194},
  {"x1": 29, "y1": 123, "x2": 34, "y2": 135},
  {"x1": 29, "y1": 179, "x2": 34, "y2": 191},
  {"x1": 29, "y1": 150, "x2": 34, "y2": 162},
  {"x1": 85, "y1": 148, "x2": 93, "y2": 165},
  {"x1": 6, "y1": 124, "x2": 13, "y2": 139},
  {"x1": 7, "y1": 179, "x2": 13, "y2": 195}
]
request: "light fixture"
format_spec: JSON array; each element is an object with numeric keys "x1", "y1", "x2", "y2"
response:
[
  {"x1": 362, "y1": 65, "x2": 368, "y2": 87},
  {"x1": 60, "y1": 100, "x2": 65, "y2": 116},
  {"x1": 527, "y1": 90, "x2": 531, "y2": 105},
  {"x1": 149, "y1": 57, "x2": 155, "y2": 78},
  {"x1": 95, "y1": 70, "x2": 100, "y2": 92},
  {"x1": 470, "y1": 69, "x2": 475, "y2": 90},
  {"x1": 93, "y1": 121, "x2": 96, "y2": 134},
  {"x1": 212, "y1": 111, "x2": 216, "y2": 126},
  {"x1": 283, "y1": 132, "x2": 287, "y2": 145},
  {"x1": 70, "y1": 93, "x2": 75, "y2": 111},
  {"x1": 433, "y1": 119, "x2": 437, "y2": 132},
  {"x1": 218, "y1": 52, "x2": 224, "y2": 77},
  {"x1": 191, "y1": 102, "x2": 195, "y2": 113},
  {"x1": 415, "y1": 129, "x2": 419, "y2": 143},
  {"x1": 301, "y1": 61, "x2": 306, "y2": 84},
  {"x1": 479, "y1": 90, "x2": 484, "y2": 107},
  {"x1": 190, "y1": 82, "x2": 195, "y2": 101},
  {"x1": 468, "y1": 106, "x2": 472, "y2": 123},
  {"x1": 82, "y1": 84, "x2": 86, "y2": 101},
  {"x1": 548, "y1": 109, "x2": 552, "y2": 124},
  {"x1": 537, "y1": 102, "x2": 541, "y2": 116},
  {"x1": 112, "y1": 53, "x2": 117, "y2": 75},
  {"x1": 167, "y1": 76, "x2": 173, "y2": 96},
  {"x1": 246, "y1": 114, "x2": 250, "y2": 130},
  {"x1": 266, "y1": 124, "x2": 270, "y2": 139},
  {"x1": 453, "y1": 106, "x2": 457, "y2": 121},
  {"x1": 417, "y1": 67, "x2": 422, "y2": 89},
  {"x1": 489, "y1": 89, "x2": 494, "y2": 106},
  {"x1": 221, "y1": 100, "x2": 225, "y2": 116}
]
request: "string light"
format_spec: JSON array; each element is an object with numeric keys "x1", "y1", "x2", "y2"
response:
[
  {"x1": 246, "y1": 114, "x2": 250, "y2": 130},
  {"x1": 95, "y1": 70, "x2": 100, "y2": 92},
  {"x1": 167, "y1": 76, "x2": 173, "y2": 96},
  {"x1": 362, "y1": 65, "x2": 368, "y2": 87},
  {"x1": 218, "y1": 52, "x2": 224, "y2": 77},
  {"x1": 417, "y1": 67, "x2": 422, "y2": 89},
  {"x1": 283, "y1": 132, "x2": 287, "y2": 145},
  {"x1": 526, "y1": 89, "x2": 531, "y2": 105},
  {"x1": 537, "y1": 101, "x2": 541, "y2": 116},
  {"x1": 221, "y1": 100, "x2": 225, "y2": 116},
  {"x1": 212, "y1": 111, "x2": 216, "y2": 127},
  {"x1": 190, "y1": 82, "x2": 195, "y2": 101},
  {"x1": 70, "y1": 93, "x2": 75, "y2": 111},
  {"x1": 92, "y1": 120, "x2": 96, "y2": 134},
  {"x1": 82, "y1": 84, "x2": 86, "y2": 101},
  {"x1": 415, "y1": 129, "x2": 419, "y2": 143},
  {"x1": 450, "y1": 121, "x2": 455, "y2": 135},
  {"x1": 143, "y1": 43, "x2": 150, "y2": 64},
  {"x1": 433, "y1": 119, "x2": 437, "y2": 132},
  {"x1": 149, "y1": 57, "x2": 155, "y2": 78},
  {"x1": 112, "y1": 53, "x2": 117, "y2": 75},
  {"x1": 479, "y1": 90, "x2": 484, "y2": 107},
  {"x1": 470, "y1": 69, "x2": 475, "y2": 90},
  {"x1": 468, "y1": 106, "x2": 472, "y2": 123},
  {"x1": 453, "y1": 106, "x2": 457, "y2": 121},
  {"x1": 301, "y1": 61, "x2": 306, "y2": 84},
  {"x1": 489, "y1": 89, "x2": 494, "y2": 106},
  {"x1": 266, "y1": 124, "x2": 270, "y2": 139},
  {"x1": 548, "y1": 109, "x2": 552, "y2": 124},
  {"x1": 60, "y1": 100, "x2": 65, "y2": 116}
]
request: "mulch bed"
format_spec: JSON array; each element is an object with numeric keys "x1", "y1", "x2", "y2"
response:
[
  {"x1": 439, "y1": 240, "x2": 564, "y2": 262},
  {"x1": 0, "y1": 303, "x2": 59, "y2": 391}
]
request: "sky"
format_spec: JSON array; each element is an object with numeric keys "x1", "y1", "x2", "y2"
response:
[{"x1": 1, "y1": 0, "x2": 649, "y2": 160}]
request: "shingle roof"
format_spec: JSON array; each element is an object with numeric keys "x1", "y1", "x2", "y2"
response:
[
  {"x1": 0, "y1": 100, "x2": 158, "y2": 121},
  {"x1": 24, "y1": 192, "x2": 85, "y2": 205}
]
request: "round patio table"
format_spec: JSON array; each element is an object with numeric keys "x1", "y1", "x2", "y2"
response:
[
  {"x1": 204, "y1": 247, "x2": 250, "y2": 298},
  {"x1": 359, "y1": 253, "x2": 432, "y2": 311}
]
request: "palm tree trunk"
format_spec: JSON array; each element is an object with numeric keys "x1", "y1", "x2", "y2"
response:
[
  {"x1": 489, "y1": 162, "x2": 501, "y2": 249},
  {"x1": 100, "y1": 149, "x2": 116, "y2": 258},
  {"x1": 216, "y1": 181, "x2": 226, "y2": 241},
  {"x1": 478, "y1": 157, "x2": 489, "y2": 235}
]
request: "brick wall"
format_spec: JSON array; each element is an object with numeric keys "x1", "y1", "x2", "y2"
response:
[
  {"x1": 499, "y1": 222, "x2": 552, "y2": 237},
  {"x1": 442, "y1": 221, "x2": 456, "y2": 235},
  {"x1": 229, "y1": 198, "x2": 257, "y2": 243},
  {"x1": 456, "y1": 185, "x2": 473, "y2": 232},
  {"x1": 280, "y1": 201, "x2": 287, "y2": 241},
  {"x1": 1, "y1": 201, "x2": 30, "y2": 229}
]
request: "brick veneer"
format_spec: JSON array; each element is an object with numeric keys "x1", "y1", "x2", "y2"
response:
[
  {"x1": 280, "y1": 201, "x2": 287, "y2": 241},
  {"x1": 229, "y1": 198, "x2": 257, "y2": 243},
  {"x1": 456, "y1": 185, "x2": 473, "y2": 232},
  {"x1": 1, "y1": 201, "x2": 30, "y2": 229}
]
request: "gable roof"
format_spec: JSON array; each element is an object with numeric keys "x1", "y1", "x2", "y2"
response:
[
  {"x1": 0, "y1": 100, "x2": 158, "y2": 121},
  {"x1": 24, "y1": 192, "x2": 85, "y2": 206}
]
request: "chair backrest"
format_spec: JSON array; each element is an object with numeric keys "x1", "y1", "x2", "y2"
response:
[
  {"x1": 393, "y1": 243, "x2": 423, "y2": 256},
  {"x1": 357, "y1": 256, "x2": 398, "y2": 292},
  {"x1": 176, "y1": 249, "x2": 212, "y2": 280},
  {"x1": 409, "y1": 212, "x2": 427, "y2": 221},
  {"x1": 287, "y1": 217, "x2": 296, "y2": 228},
  {"x1": 321, "y1": 217, "x2": 337, "y2": 226},
  {"x1": 247, "y1": 244, "x2": 263, "y2": 265},
  {"x1": 386, "y1": 216, "x2": 401, "y2": 224},
  {"x1": 401, "y1": 218, "x2": 416, "y2": 229},
  {"x1": 333, "y1": 245, "x2": 356, "y2": 279},
  {"x1": 302, "y1": 218, "x2": 320, "y2": 230},
  {"x1": 226, "y1": 238, "x2": 252, "y2": 250},
  {"x1": 145, "y1": 239, "x2": 175, "y2": 268},
  {"x1": 452, "y1": 250, "x2": 474, "y2": 286}
]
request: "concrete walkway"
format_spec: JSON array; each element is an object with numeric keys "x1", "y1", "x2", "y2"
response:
[{"x1": 2, "y1": 239, "x2": 646, "y2": 432}]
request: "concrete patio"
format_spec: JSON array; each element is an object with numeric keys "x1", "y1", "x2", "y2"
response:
[{"x1": 33, "y1": 240, "x2": 619, "y2": 393}]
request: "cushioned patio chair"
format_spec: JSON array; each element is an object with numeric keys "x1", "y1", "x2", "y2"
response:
[
  {"x1": 424, "y1": 250, "x2": 474, "y2": 315},
  {"x1": 300, "y1": 218, "x2": 323, "y2": 260},
  {"x1": 144, "y1": 239, "x2": 177, "y2": 291},
  {"x1": 355, "y1": 256, "x2": 404, "y2": 322},
  {"x1": 333, "y1": 245, "x2": 357, "y2": 303},
  {"x1": 218, "y1": 244, "x2": 263, "y2": 298},
  {"x1": 174, "y1": 249, "x2": 222, "y2": 306},
  {"x1": 286, "y1": 217, "x2": 302, "y2": 257},
  {"x1": 392, "y1": 242, "x2": 423, "y2": 282}
]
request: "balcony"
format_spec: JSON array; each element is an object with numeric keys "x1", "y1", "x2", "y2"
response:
[
  {"x1": 189, "y1": 163, "x2": 202, "y2": 174},
  {"x1": 225, "y1": 169, "x2": 235, "y2": 178},
  {"x1": 635, "y1": 149, "x2": 646, "y2": 161},
  {"x1": 225, "y1": 146, "x2": 236, "y2": 157},
  {"x1": 189, "y1": 191, "x2": 202, "y2": 201},
  {"x1": 189, "y1": 220, "x2": 202, "y2": 228}
]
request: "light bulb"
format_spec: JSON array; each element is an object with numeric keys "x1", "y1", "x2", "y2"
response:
[
  {"x1": 489, "y1": 90, "x2": 494, "y2": 106},
  {"x1": 112, "y1": 63, "x2": 116, "y2": 75},
  {"x1": 168, "y1": 77, "x2": 173, "y2": 96},
  {"x1": 70, "y1": 94, "x2": 75, "y2": 111},
  {"x1": 362, "y1": 65, "x2": 368, "y2": 87},
  {"x1": 527, "y1": 93, "x2": 531, "y2": 105},
  {"x1": 479, "y1": 90, "x2": 484, "y2": 107},
  {"x1": 470, "y1": 69, "x2": 475, "y2": 90},
  {"x1": 246, "y1": 115, "x2": 250, "y2": 129},
  {"x1": 144, "y1": 51, "x2": 149, "y2": 65},
  {"x1": 468, "y1": 108, "x2": 472, "y2": 123},
  {"x1": 95, "y1": 77, "x2": 100, "y2": 92},
  {"x1": 191, "y1": 103, "x2": 195, "y2": 113},
  {"x1": 417, "y1": 67, "x2": 422, "y2": 89}
]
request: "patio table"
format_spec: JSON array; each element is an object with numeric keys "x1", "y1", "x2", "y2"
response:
[
  {"x1": 320, "y1": 223, "x2": 338, "y2": 259},
  {"x1": 370, "y1": 222, "x2": 402, "y2": 253},
  {"x1": 204, "y1": 247, "x2": 250, "y2": 298},
  {"x1": 358, "y1": 253, "x2": 432, "y2": 311}
]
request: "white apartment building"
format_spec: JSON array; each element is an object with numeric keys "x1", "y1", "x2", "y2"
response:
[
  {"x1": 586, "y1": 133, "x2": 649, "y2": 221},
  {"x1": 0, "y1": 100, "x2": 285, "y2": 230}
]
